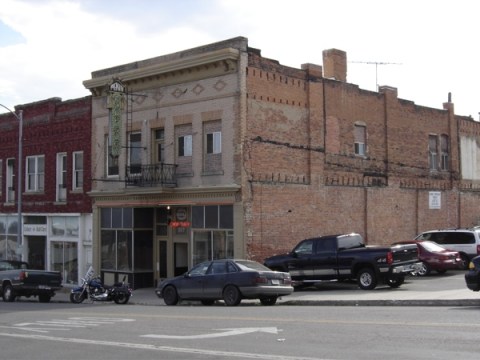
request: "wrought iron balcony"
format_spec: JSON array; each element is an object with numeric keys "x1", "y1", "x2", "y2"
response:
[{"x1": 125, "y1": 163, "x2": 177, "y2": 187}]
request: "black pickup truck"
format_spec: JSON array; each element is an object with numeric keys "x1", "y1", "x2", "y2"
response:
[
  {"x1": 0, "y1": 260, "x2": 63, "y2": 302},
  {"x1": 264, "y1": 233, "x2": 420, "y2": 290}
]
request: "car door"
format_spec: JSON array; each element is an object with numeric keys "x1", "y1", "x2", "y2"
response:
[
  {"x1": 176, "y1": 261, "x2": 210, "y2": 299},
  {"x1": 202, "y1": 261, "x2": 227, "y2": 299},
  {"x1": 286, "y1": 239, "x2": 317, "y2": 280},
  {"x1": 311, "y1": 237, "x2": 338, "y2": 280}
]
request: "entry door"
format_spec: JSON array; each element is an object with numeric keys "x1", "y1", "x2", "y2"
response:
[
  {"x1": 174, "y1": 243, "x2": 188, "y2": 276},
  {"x1": 27, "y1": 236, "x2": 46, "y2": 270}
]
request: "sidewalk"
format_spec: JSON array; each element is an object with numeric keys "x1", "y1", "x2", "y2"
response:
[{"x1": 54, "y1": 274, "x2": 480, "y2": 307}]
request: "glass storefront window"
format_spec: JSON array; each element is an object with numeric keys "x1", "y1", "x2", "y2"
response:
[
  {"x1": 0, "y1": 216, "x2": 19, "y2": 260},
  {"x1": 51, "y1": 216, "x2": 78, "y2": 238},
  {"x1": 51, "y1": 241, "x2": 78, "y2": 284},
  {"x1": 192, "y1": 230, "x2": 233, "y2": 266}
]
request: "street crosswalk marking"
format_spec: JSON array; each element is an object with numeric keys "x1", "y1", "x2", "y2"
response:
[{"x1": 11, "y1": 317, "x2": 135, "y2": 333}]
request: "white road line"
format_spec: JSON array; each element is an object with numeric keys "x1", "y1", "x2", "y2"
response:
[{"x1": 0, "y1": 332, "x2": 327, "y2": 360}]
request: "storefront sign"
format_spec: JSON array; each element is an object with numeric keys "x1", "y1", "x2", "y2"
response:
[{"x1": 23, "y1": 224, "x2": 48, "y2": 236}]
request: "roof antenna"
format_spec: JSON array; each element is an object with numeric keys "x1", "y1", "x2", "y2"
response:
[{"x1": 350, "y1": 61, "x2": 402, "y2": 91}]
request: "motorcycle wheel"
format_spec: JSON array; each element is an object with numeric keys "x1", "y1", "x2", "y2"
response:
[
  {"x1": 114, "y1": 293, "x2": 130, "y2": 304},
  {"x1": 70, "y1": 292, "x2": 86, "y2": 304}
]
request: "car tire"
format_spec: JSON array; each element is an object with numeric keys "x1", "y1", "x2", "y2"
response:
[
  {"x1": 163, "y1": 285, "x2": 179, "y2": 306},
  {"x1": 459, "y1": 254, "x2": 470, "y2": 270},
  {"x1": 3, "y1": 284, "x2": 16, "y2": 302},
  {"x1": 260, "y1": 296, "x2": 277, "y2": 306},
  {"x1": 223, "y1": 285, "x2": 241, "y2": 306},
  {"x1": 357, "y1": 268, "x2": 377, "y2": 290},
  {"x1": 416, "y1": 262, "x2": 431, "y2": 276}
]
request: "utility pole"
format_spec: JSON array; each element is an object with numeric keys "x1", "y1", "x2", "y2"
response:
[{"x1": 350, "y1": 61, "x2": 402, "y2": 91}]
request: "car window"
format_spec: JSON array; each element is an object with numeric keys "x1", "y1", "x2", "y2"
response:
[
  {"x1": 207, "y1": 262, "x2": 226, "y2": 275},
  {"x1": 420, "y1": 241, "x2": 447, "y2": 252},
  {"x1": 294, "y1": 240, "x2": 314, "y2": 255},
  {"x1": 188, "y1": 262, "x2": 210, "y2": 276},
  {"x1": 226, "y1": 262, "x2": 238, "y2": 273},
  {"x1": 316, "y1": 238, "x2": 337, "y2": 253},
  {"x1": 444, "y1": 232, "x2": 475, "y2": 244}
]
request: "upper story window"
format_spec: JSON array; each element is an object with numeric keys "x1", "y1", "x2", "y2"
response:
[
  {"x1": 153, "y1": 129, "x2": 165, "y2": 163},
  {"x1": 178, "y1": 135, "x2": 192, "y2": 157},
  {"x1": 26, "y1": 155, "x2": 44, "y2": 192},
  {"x1": 0, "y1": 160, "x2": 2, "y2": 197},
  {"x1": 440, "y1": 134, "x2": 449, "y2": 171},
  {"x1": 128, "y1": 132, "x2": 142, "y2": 174},
  {"x1": 429, "y1": 135, "x2": 438, "y2": 170},
  {"x1": 354, "y1": 124, "x2": 366, "y2": 156},
  {"x1": 73, "y1": 151, "x2": 83, "y2": 190},
  {"x1": 56, "y1": 153, "x2": 67, "y2": 202},
  {"x1": 6, "y1": 158, "x2": 14, "y2": 203},
  {"x1": 206, "y1": 132, "x2": 222, "y2": 154}
]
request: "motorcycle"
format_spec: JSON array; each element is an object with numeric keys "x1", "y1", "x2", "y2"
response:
[{"x1": 70, "y1": 266, "x2": 132, "y2": 305}]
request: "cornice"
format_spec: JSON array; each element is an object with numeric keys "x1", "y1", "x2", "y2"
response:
[{"x1": 83, "y1": 48, "x2": 240, "y2": 92}]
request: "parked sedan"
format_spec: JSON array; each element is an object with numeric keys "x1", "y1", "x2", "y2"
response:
[
  {"x1": 392, "y1": 240, "x2": 462, "y2": 276},
  {"x1": 155, "y1": 259, "x2": 293, "y2": 306},
  {"x1": 465, "y1": 255, "x2": 480, "y2": 291}
]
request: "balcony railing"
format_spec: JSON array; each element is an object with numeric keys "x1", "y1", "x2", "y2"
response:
[{"x1": 125, "y1": 163, "x2": 177, "y2": 187}]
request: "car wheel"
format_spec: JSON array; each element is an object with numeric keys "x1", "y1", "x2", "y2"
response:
[
  {"x1": 3, "y1": 284, "x2": 16, "y2": 302},
  {"x1": 223, "y1": 285, "x2": 241, "y2": 306},
  {"x1": 386, "y1": 276, "x2": 404, "y2": 288},
  {"x1": 459, "y1": 254, "x2": 470, "y2": 270},
  {"x1": 201, "y1": 300, "x2": 215, "y2": 306},
  {"x1": 162, "y1": 285, "x2": 179, "y2": 306},
  {"x1": 357, "y1": 268, "x2": 377, "y2": 290},
  {"x1": 416, "y1": 262, "x2": 430, "y2": 276},
  {"x1": 260, "y1": 296, "x2": 277, "y2": 306}
]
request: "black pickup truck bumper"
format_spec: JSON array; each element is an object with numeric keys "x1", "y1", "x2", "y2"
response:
[{"x1": 380, "y1": 262, "x2": 423, "y2": 275}]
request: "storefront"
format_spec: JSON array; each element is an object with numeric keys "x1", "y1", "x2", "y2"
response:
[
  {"x1": 0, "y1": 214, "x2": 92, "y2": 286},
  {"x1": 96, "y1": 202, "x2": 237, "y2": 289}
]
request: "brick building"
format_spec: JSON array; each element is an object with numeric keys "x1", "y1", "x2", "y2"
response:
[
  {"x1": 0, "y1": 97, "x2": 92, "y2": 285},
  {"x1": 83, "y1": 37, "x2": 480, "y2": 288}
]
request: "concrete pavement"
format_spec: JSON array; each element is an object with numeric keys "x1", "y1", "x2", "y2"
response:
[{"x1": 52, "y1": 272, "x2": 480, "y2": 307}]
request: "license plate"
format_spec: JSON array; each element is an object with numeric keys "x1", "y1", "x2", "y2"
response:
[
  {"x1": 38, "y1": 285, "x2": 51, "y2": 290},
  {"x1": 271, "y1": 279, "x2": 280, "y2": 285}
]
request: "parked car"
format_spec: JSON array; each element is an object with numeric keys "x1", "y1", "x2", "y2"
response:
[
  {"x1": 414, "y1": 228, "x2": 480, "y2": 269},
  {"x1": 0, "y1": 260, "x2": 63, "y2": 302},
  {"x1": 465, "y1": 255, "x2": 480, "y2": 292},
  {"x1": 392, "y1": 240, "x2": 462, "y2": 276},
  {"x1": 155, "y1": 259, "x2": 293, "y2": 306},
  {"x1": 263, "y1": 233, "x2": 421, "y2": 290}
]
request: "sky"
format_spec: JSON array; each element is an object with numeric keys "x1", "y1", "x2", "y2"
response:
[{"x1": 0, "y1": 0, "x2": 479, "y2": 119}]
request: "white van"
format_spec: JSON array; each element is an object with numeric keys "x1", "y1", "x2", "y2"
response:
[{"x1": 415, "y1": 228, "x2": 480, "y2": 269}]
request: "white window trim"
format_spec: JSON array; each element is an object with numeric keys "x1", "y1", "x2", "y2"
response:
[
  {"x1": 179, "y1": 135, "x2": 193, "y2": 157},
  {"x1": 73, "y1": 151, "x2": 83, "y2": 190},
  {"x1": 26, "y1": 155, "x2": 45, "y2": 192},
  {"x1": 207, "y1": 131, "x2": 222, "y2": 154}
]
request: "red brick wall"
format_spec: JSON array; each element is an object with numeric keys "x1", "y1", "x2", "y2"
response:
[
  {"x1": 244, "y1": 52, "x2": 480, "y2": 262},
  {"x1": 0, "y1": 97, "x2": 92, "y2": 214}
]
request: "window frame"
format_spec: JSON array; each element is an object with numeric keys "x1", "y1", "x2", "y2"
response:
[
  {"x1": 178, "y1": 135, "x2": 193, "y2": 157},
  {"x1": 354, "y1": 124, "x2": 366, "y2": 156},
  {"x1": 56, "y1": 153, "x2": 67, "y2": 202},
  {"x1": 26, "y1": 155, "x2": 45, "y2": 192},
  {"x1": 206, "y1": 131, "x2": 222, "y2": 154},
  {"x1": 440, "y1": 134, "x2": 449, "y2": 171},
  {"x1": 73, "y1": 151, "x2": 84, "y2": 190}
]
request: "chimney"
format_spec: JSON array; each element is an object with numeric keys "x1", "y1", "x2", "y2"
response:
[{"x1": 322, "y1": 49, "x2": 347, "y2": 82}]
